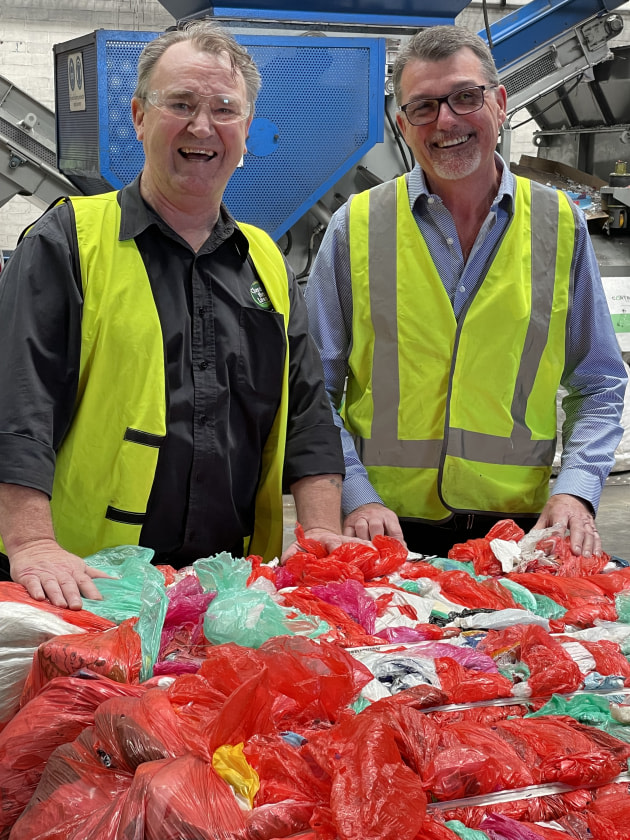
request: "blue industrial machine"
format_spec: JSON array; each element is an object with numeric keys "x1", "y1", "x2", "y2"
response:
[
  {"x1": 53, "y1": 30, "x2": 386, "y2": 239},
  {"x1": 49, "y1": 0, "x2": 628, "y2": 244},
  {"x1": 1, "y1": 0, "x2": 628, "y2": 253},
  {"x1": 51, "y1": 0, "x2": 476, "y2": 240}
]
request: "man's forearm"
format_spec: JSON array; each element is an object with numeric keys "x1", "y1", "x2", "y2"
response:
[
  {"x1": 290, "y1": 473, "x2": 343, "y2": 533},
  {"x1": 0, "y1": 483, "x2": 56, "y2": 555}
]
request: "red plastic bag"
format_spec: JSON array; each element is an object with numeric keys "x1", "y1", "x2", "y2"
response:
[
  {"x1": 414, "y1": 819, "x2": 462, "y2": 840},
  {"x1": 281, "y1": 587, "x2": 383, "y2": 647},
  {"x1": 435, "y1": 657, "x2": 514, "y2": 704},
  {"x1": 574, "y1": 638, "x2": 630, "y2": 681},
  {"x1": 441, "y1": 787, "x2": 594, "y2": 829},
  {"x1": 93, "y1": 687, "x2": 190, "y2": 771},
  {"x1": 353, "y1": 534, "x2": 409, "y2": 579},
  {"x1": 447, "y1": 520, "x2": 525, "y2": 577},
  {"x1": 0, "y1": 674, "x2": 143, "y2": 834},
  {"x1": 244, "y1": 733, "x2": 330, "y2": 807},
  {"x1": 306, "y1": 712, "x2": 427, "y2": 840},
  {"x1": 21, "y1": 618, "x2": 142, "y2": 704},
  {"x1": 448, "y1": 538, "x2": 503, "y2": 577},
  {"x1": 478, "y1": 624, "x2": 582, "y2": 697},
  {"x1": 431, "y1": 570, "x2": 518, "y2": 611},
  {"x1": 495, "y1": 716, "x2": 630, "y2": 787},
  {"x1": 282, "y1": 551, "x2": 365, "y2": 586},
  {"x1": 255, "y1": 635, "x2": 373, "y2": 729},
  {"x1": 9, "y1": 727, "x2": 132, "y2": 840},
  {"x1": 587, "y1": 789, "x2": 630, "y2": 840}
]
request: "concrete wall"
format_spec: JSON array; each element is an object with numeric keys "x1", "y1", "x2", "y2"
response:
[{"x1": 1, "y1": 0, "x2": 630, "y2": 251}]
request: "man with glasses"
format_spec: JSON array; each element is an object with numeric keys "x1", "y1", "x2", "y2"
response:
[
  {"x1": 305, "y1": 25, "x2": 626, "y2": 559},
  {"x1": 0, "y1": 21, "x2": 347, "y2": 608}
]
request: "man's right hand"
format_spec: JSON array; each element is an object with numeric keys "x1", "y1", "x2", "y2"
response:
[
  {"x1": 343, "y1": 502, "x2": 406, "y2": 544},
  {"x1": 9, "y1": 538, "x2": 109, "y2": 610}
]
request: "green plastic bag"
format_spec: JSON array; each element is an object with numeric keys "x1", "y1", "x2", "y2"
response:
[
  {"x1": 531, "y1": 592, "x2": 566, "y2": 619},
  {"x1": 195, "y1": 553, "x2": 327, "y2": 649},
  {"x1": 616, "y1": 590, "x2": 630, "y2": 624},
  {"x1": 135, "y1": 574, "x2": 169, "y2": 681},
  {"x1": 527, "y1": 692, "x2": 630, "y2": 743},
  {"x1": 498, "y1": 578, "x2": 537, "y2": 612},
  {"x1": 445, "y1": 820, "x2": 489, "y2": 839},
  {"x1": 81, "y1": 544, "x2": 166, "y2": 624}
]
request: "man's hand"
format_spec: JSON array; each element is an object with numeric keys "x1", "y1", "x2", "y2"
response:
[
  {"x1": 533, "y1": 493, "x2": 601, "y2": 558},
  {"x1": 280, "y1": 527, "x2": 373, "y2": 564},
  {"x1": 10, "y1": 538, "x2": 109, "y2": 610},
  {"x1": 343, "y1": 502, "x2": 406, "y2": 545}
]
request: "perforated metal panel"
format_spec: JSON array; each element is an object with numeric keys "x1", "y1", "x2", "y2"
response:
[
  {"x1": 54, "y1": 30, "x2": 384, "y2": 239},
  {"x1": 225, "y1": 38, "x2": 382, "y2": 236},
  {"x1": 100, "y1": 34, "x2": 155, "y2": 187}
]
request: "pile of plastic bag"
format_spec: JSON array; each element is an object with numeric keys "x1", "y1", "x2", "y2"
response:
[{"x1": 1, "y1": 525, "x2": 630, "y2": 840}]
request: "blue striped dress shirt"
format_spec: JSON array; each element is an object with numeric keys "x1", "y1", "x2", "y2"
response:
[{"x1": 304, "y1": 155, "x2": 627, "y2": 516}]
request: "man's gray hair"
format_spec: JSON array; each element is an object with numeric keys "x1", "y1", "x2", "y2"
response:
[
  {"x1": 392, "y1": 25, "x2": 499, "y2": 105},
  {"x1": 133, "y1": 20, "x2": 261, "y2": 106}
]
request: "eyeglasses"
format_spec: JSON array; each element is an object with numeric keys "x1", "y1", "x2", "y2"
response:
[
  {"x1": 399, "y1": 84, "x2": 497, "y2": 126},
  {"x1": 146, "y1": 90, "x2": 251, "y2": 124}
]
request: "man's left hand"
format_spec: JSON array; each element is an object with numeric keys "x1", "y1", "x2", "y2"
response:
[
  {"x1": 280, "y1": 528, "x2": 372, "y2": 564},
  {"x1": 533, "y1": 493, "x2": 601, "y2": 557}
]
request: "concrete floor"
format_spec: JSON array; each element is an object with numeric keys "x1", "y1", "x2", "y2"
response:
[
  {"x1": 596, "y1": 471, "x2": 630, "y2": 560},
  {"x1": 282, "y1": 471, "x2": 630, "y2": 560}
]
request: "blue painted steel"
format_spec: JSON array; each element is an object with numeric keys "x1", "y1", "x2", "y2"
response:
[
  {"x1": 96, "y1": 30, "x2": 156, "y2": 189},
  {"x1": 224, "y1": 36, "x2": 384, "y2": 238},
  {"x1": 92, "y1": 31, "x2": 384, "y2": 240},
  {"x1": 212, "y1": 5, "x2": 469, "y2": 26},
  {"x1": 247, "y1": 117, "x2": 280, "y2": 157},
  {"x1": 479, "y1": 0, "x2": 629, "y2": 71}
]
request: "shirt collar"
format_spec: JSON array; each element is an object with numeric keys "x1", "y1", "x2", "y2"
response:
[
  {"x1": 118, "y1": 174, "x2": 250, "y2": 260},
  {"x1": 408, "y1": 151, "x2": 515, "y2": 214}
]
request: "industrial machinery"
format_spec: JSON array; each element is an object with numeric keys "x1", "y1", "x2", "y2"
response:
[
  {"x1": 1, "y1": 0, "x2": 629, "y2": 274},
  {"x1": 0, "y1": 75, "x2": 73, "y2": 212}
]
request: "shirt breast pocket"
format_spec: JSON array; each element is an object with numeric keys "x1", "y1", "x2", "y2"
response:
[{"x1": 238, "y1": 306, "x2": 285, "y2": 406}]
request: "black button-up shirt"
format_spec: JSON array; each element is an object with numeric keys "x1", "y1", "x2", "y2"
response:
[{"x1": 0, "y1": 177, "x2": 344, "y2": 567}]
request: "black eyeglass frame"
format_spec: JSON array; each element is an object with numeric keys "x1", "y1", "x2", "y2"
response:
[{"x1": 399, "y1": 84, "x2": 498, "y2": 126}]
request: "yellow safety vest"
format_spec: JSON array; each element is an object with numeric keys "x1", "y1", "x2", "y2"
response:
[
  {"x1": 345, "y1": 174, "x2": 576, "y2": 522},
  {"x1": 10, "y1": 192, "x2": 290, "y2": 560}
]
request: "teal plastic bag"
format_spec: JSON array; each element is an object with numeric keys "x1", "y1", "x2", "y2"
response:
[
  {"x1": 616, "y1": 590, "x2": 630, "y2": 624},
  {"x1": 196, "y1": 553, "x2": 327, "y2": 649},
  {"x1": 498, "y1": 578, "x2": 537, "y2": 612},
  {"x1": 445, "y1": 820, "x2": 489, "y2": 839},
  {"x1": 428, "y1": 557, "x2": 478, "y2": 578},
  {"x1": 81, "y1": 544, "x2": 165, "y2": 624},
  {"x1": 135, "y1": 574, "x2": 169, "y2": 682},
  {"x1": 531, "y1": 592, "x2": 566, "y2": 619},
  {"x1": 527, "y1": 692, "x2": 630, "y2": 744}
]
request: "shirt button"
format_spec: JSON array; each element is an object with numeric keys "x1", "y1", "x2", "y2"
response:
[
  {"x1": 198, "y1": 361, "x2": 208, "y2": 370},
  {"x1": 199, "y1": 415, "x2": 208, "y2": 424},
  {"x1": 427, "y1": 197, "x2": 435, "y2": 205},
  {"x1": 459, "y1": 285, "x2": 466, "y2": 293},
  {"x1": 446, "y1": 237, "x2": 454, "y2": 245},
  {"x1": 198, "y1": 307, "x2": 205, "y2": 317}
]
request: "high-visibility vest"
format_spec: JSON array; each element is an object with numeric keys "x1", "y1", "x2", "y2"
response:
[
  {"x1": 7, "y1": 192, "x2": 290, "y2": 560},
  {"x1": 345, "y1": 173, "x2": 575, "y2": 521}
]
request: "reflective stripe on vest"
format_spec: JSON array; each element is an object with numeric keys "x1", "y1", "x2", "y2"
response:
[
  {"x1": 345, "y1": 174, "x2": 575, "y2": 520},
  {"x1": 46, "y1": 194, "x2": 289, "y2": 560}
]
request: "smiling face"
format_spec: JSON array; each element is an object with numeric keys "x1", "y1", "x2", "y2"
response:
[
  {"x1": 132, "y1": 40, "x2": 252, "y2": 216},
  {"x1": 396, "y1": 47, "x2": 507, "y2": 193}
]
